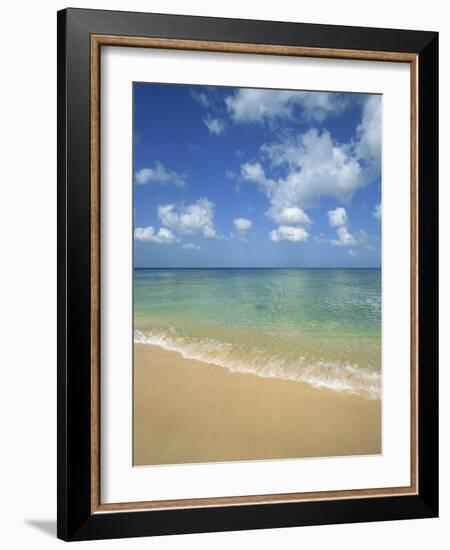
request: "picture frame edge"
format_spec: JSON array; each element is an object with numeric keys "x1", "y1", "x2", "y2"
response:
[{"x1": 57, "y1": 7, "x2": 439, "y2": 541}]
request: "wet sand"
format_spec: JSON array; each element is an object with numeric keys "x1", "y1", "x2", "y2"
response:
[{"x1": 133, "y1": 343, "x2": 381, "y2": 466}]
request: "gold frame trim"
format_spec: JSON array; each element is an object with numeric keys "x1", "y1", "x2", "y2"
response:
[{"x1": 90, "y1": 35, "x2": 419, "y2": 514}]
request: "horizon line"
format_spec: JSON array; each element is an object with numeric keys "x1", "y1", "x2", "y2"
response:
[{"x1": 134, "y1": 266, "x2": 381, "y2": 270}]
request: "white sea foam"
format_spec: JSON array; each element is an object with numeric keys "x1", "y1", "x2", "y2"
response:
[
  {"x1": 134, "y1": 330, "x2": 381, "y2": 399},
  {"x1": 134, "y1": 329, "x2": 381, "y2": 400}
]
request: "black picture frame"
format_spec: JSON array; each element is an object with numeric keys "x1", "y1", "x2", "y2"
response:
[{"x1": 57, "y1": 7, "x2": 438, "y2": 541}]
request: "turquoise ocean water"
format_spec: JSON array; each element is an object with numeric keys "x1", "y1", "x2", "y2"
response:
[{"x1": 134, "y1": 268, "x2": 381, "y2": 399}]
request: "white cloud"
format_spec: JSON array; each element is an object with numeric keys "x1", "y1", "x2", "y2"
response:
[
  {"x1": 238, "y1": 94, "x2": 381, "y2": 232},
  {"x1": 233, "y1": 218, "x2": 252, "y2": 232},
  {"x1": 327, "y1": 207, "x2": 348, "y2": 228},
  {"x1": 355, "y1": 95, "x2": 382, "y2": 170},
  {"x1": 331, "y1": 226, "x2": 356, "y2": 246},
  {"x1": 373, "y1": 203, "x2": 381, "y2": 220},
  {"x1": 270, "y1": 225, "x2": 309, "y2": 242},
  {"x1": 134, "y1": 226, "x2": 179, "y2": 244},
  {"x1": 268, "y1": 129, "x2": 363, "y2": 206},
  {"x1": 158, "y1": 198, "x2": 216, "y2": 238},
  {"x1": 241, "y1": 165, "x2": 314, "y2": 228},
  {"x1": 182, "y1": 243, "x2": 201, "y2": 250},
  {"x1": 241, "y1": 129, "x2": 364, "y2": 236},
  {"x1": 135, "y1": 162, "x2": 186, "y2": 188},
  {"x1": 327, "y1": 208, "x2": 356, "y2": 246},
  {"x1": 268, "y1": 206, "x2": 311, "y2": 226},
  {"x1": 348, "y1": 249, "x2": 356, "y2": 257},
  {"x1": 203, "y1": 116, "x2": 225, "y2": 135},
  {"x1": 240, "y1": 162, "x2": 271, "y2": 187},
  {"x1": 226, "y1": 89, "x2": 292, "y2": 123},
  {"x1": 191, "y1": 90, "x2": 211, "y2": 108},
  {"x1": 225, "y1": 89, "x2": 349, "y2": 124},
  {"x1": 299, "y1": 92, "x2": 350, "y2": 122}
]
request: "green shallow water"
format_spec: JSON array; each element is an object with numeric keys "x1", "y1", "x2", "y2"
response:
[{"x1": 134, "y1": 268, "x2": 381, "y2": 398}]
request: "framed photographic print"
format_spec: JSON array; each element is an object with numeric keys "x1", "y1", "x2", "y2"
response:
[{"x1": 57, "y1": 8, "x2": 438, "y2": 541}]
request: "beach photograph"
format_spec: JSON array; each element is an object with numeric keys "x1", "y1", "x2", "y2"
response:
[{"x1": 133, "y1": 83, "x2": 382, "y2": 466}]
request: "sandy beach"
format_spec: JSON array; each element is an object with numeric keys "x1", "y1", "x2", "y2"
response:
[{"x1": 133, "y1": 343, "x2": 381, "y2": 466}]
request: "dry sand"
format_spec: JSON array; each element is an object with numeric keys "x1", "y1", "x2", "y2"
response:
[{"x1": 133, "y1": 343, "x2": 381, "y2": 466}]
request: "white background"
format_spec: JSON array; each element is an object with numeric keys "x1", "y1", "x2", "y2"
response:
[
  {"x1": 102, "y1": 47, "x2": 411, "y2": 504},
  {"x1": 0, "y1": 0, "x2": 447, "y2": 548}
]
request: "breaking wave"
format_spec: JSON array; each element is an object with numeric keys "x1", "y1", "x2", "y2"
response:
[{"x1": 134, "y1": 328, "x2": 381, "y2": 400}]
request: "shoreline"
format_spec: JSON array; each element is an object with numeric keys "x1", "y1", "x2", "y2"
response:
[
  {"x1": 134, "y1": 329, "x2": 381, "y2": 400},
  {"x1": 134, "y1": 343, "x2": 381, "y2": 466}
]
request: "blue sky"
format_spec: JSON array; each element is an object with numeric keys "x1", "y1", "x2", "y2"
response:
[{"x1": 133, "y1": 83, "x2": 381, "y2": 268}]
